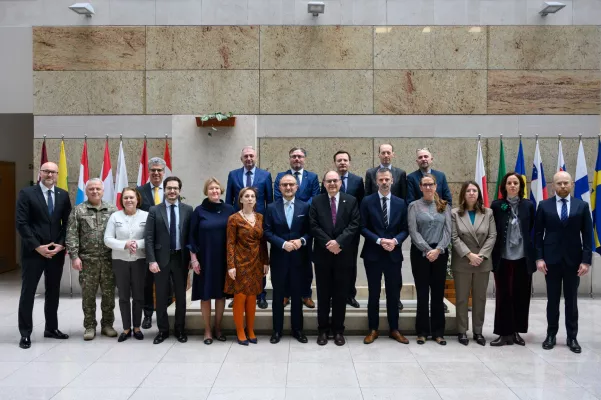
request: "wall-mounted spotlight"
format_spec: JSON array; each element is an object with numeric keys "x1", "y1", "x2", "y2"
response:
[
  {"x1": 69, "y1": 3, "x2": 95, "y2": 17},
  {"x1": 539, "y1": 1, "x2": 565, "y2": 16},
  {"x1": 308, "y1": 1, "x2": 325, "y2": 17}
]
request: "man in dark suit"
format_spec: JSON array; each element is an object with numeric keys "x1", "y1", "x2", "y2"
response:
[
  {"x1": 321, "y1": 150, "x2": 365, "y2": 308},
  {"x1": 144, "y1": 176, "x2": 193, "y2": 345},
  {"x1": 365, "y1": 144, "x2": 407, "y2": 200},
  {"x1": 535, "y1": 171, "x2": 593, "y2": 354},
  {"x1": 137, "y1": 156, "x2": 166, "y2": 329},
  {"x1": 274, "y1": 147, "x2": 321, "y2": 308},
  {"x1": 226, "y1": 146, "x2": 273, "y2": 309},
  {"x1": 360, "y1": 168, "x2": 410, "y2": 345},
  {"x1": 264, "y1": 174, "x2": 311, "y2": 344},
  {"x1": 16, "y1": 162, "x2": 72, "y2": 349},
  {"x1": 406, "y1": 148, "x2": 452, "y2": 205},
  {"x1": 310, "y1": 171, "x2": 361, "y2": 346}
]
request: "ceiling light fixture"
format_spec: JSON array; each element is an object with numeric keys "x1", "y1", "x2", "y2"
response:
[
  {"x1": 539, "y1": 1, "x2": 566, "y2": 16},
  {"x1": 308, "y1": 1, "x2": 325, "y2": 17},
  {"x1": 68, "y1": 3, "x2": 95, "y2": 17}
]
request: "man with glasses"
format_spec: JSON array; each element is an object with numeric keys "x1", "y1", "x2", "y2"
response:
[
  {"x1": 16, "y1": 162, "x2": 72, "y2": 349},
  {"x1": 406, "y1": 148, "x2": 452, "y2": 205}
]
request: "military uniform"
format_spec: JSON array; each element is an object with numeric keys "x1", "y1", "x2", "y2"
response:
[{"x1": 66, "y1": 201, "x2": 117, "y2": 330}]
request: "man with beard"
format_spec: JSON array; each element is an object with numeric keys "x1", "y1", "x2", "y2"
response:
[{"x1": 406, "y1": 148, "x2": 452, "y2": 205}]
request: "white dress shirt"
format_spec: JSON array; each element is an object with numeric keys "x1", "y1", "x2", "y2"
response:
[
  {"x1": 376, "y1": 191, "x2": 398, "y2": 245},
  {"x1": 329, "y1": 192, "x2": 340, "y2": 213},
  {"x1": 292, "y1": 168, "x2": 304, "y2": 186},
  {"x1": 243, "y1": 166, "x2": 256, "y2": 186},
  {"x1": 556, "y1": 194, "x2": 571, "y2": 219},
  {"x1": 165, "y1": 200, "x2": 181, "y2": 250},
  {"x1": 39, "y1": 183, "x2": 55, "y2": 206},
  {"x1": 104, "y1": 209, "x2": 148, "y2": 261}
]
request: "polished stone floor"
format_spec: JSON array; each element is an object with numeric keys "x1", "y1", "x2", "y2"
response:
[{"x1": 2, "y1": 270, "x2": 601, "y2": 400}]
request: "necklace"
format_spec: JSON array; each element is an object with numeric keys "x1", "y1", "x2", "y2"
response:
[{"x1": 240, "y1": 210, "x2": 256, "y2": 226}]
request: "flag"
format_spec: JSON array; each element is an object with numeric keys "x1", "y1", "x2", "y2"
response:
[
  {"x1": 136, "y1": 139, "x2": 149, "y2": 187},
  {"x1": 114, "y1": 140, "x2": 128, "y2": 209},
  {"x1": 57, "y1": 140, "x2": 68, "y2": 191},
  {"x1": 514, "y1": 138, "x2": 528, "y2": 198},
  {"x1": 575, "y1": 138, "x2": 591, "y2": 217},
  {"x1": 530, "y1": 138, "x2": 548, "y2": 210},
  {"x1": 75, "y1": 140, "x2": 89, "y2": 205},
  {"x1": 37, "y1": 138, "x2": 48, "y2": 183},
  {"x1": 557, "y1": 138, "x2": 567, "y2": 172},
  {"x1": 494, "y1": 137, "x2": 506, "y2": 199},
  {"x1": 163, "y1": 138, "x2": 172, "y2": 178},
  {"x1": 100, "y1": 139, "x2": 114, "y2": 203},
  {"x1": 592, "y1": 138, "x2": 601, "y2": 255},
  {"x1": 475, "y1": 139, "x2": 489, "y2": 207}
]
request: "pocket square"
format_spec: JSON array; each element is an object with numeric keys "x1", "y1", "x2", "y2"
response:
[{"x1": 297, "y1": 215, "x2": 305, "y2": 217}]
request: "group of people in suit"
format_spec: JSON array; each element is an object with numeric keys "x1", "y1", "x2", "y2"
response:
[{"x1": 15, "y1": 144, "x2": 593, "y2": 353}]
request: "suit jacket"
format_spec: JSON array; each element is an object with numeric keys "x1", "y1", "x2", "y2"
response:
[
  {"x1": 365, "y1": 166, "x2": 407, "y2": 200},
  {"x1": 263, "y1": 199, "x2": 312, "y2": 268},
  {"x1": 491, "y1": 198, "x2": 536, "y2": 273},
  {"x1": 360, "y1": 193, "x2": 408, "y2": 264},
  {"x1": 309, "y1": 192, "x2": 361, "y2": 265},
  {"x1": 320, "y1": 172, "x2": 365, "y2": 204},
  {"x1": 535, "y1": 196, "x2": 593, "y2": 267},
  {"x1": 16, "y1": 185, "x2": 72, "y2": 258},
  {"x1": 450, "y1": 207, "x2": 497, "y2": 273},
  {"x1": 274, "y1": 169, "x2": 320, "y2": 204},
  {"x1": 137, "y1": 182, "x2": 157, "y2": 212},
  {"x1": 225, "y1": 167, "x2": 273, "y2": 215},
  {"x1": 144, "y1": 202, "x2": 193, "y2": 268},
  {"x1": 406, "y1": 169, "x2": 453, "y2": 205}
]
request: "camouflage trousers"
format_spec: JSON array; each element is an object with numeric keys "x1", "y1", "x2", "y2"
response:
[{"x1": 79, "y1": 257, "x2": 115, "y2": 329}]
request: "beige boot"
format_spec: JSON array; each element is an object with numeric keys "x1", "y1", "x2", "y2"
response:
[
  {"x1": 101, "y1": 326, "x2": 118, "y2": 337},
  {"x1": 83, "y1": 328, "x2": 95, "y2": 341}
]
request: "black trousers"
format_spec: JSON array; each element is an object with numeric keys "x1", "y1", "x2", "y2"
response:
[
  {"x1": 545, "y1": 262, "x2": 580, "y2": 338},
  {"x1": 315, "y1": 257, "x2": 350, "y2": 334},
  {"x1": 347, "y1": 234, "x2": 360, "y2": 299},
  {"x1": 143, "y1": 267, "x2": 155, "y2": 318},
  {"x1": 410, "y1": 245, "x2": 448, "y2": 338},
  {"x1": 18, "y1": 253, "x2": 65, "y2": 337},
  {"x1": 365, "y1": 260, "x2": 401, "y2": 331},
  {"x1": 155, "y1": 253, "x2": 188, "y2": 334},
  {"x1": 493, "y1": 258, "x2": 532, "y2": 336},
  {"x1": 271, "y1": 261, "x2": 304, "y2": 334},
  {"x1": 113, "y1": 258, "x2": 146, "y2": 331}
]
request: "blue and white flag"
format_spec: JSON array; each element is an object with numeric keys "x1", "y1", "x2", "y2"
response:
[
  {"x1": 557, "y1": 138, "x2": 566, "y2": 172},
  {"x1": 575, "y1": 138, "x2": 591, "y2": 214}
]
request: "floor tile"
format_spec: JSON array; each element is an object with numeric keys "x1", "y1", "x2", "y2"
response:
[
  {"x1": 0, "y1": 342, "x2": 59, "y2": 362},
  {"x1": 470, "y1": 345, "x2": 543, "y2": 363},
  {"x1": 162, "y1": 341, "x2": 231, "y2": 363},
  {"x1": 361, "y1": 388, "x2": 442, "y2": 399},
  {"x1": 437, "y1": 388, "x2": 520, "y2": 400},
  {"x1": 287, "y1": 362, "x2": 358, "y2": 388},
  {"x1": 354, "y1": 363, "x2": 432, "y2": 388},
  {"x1": 208, "y1": 387, "x2": 286, "y2": 400},
  {"x1": 129, "y1": 387, "x2": 211, "y2": 400},
  {"x1": 288, "y1": 341, "x2": 352, "y2": 363},
  {"x1": 225, "y1": 339, "x2": 289, "y2": 363},
  {"x1": 141, "y1": 362, "x2": 221, "y2": 387},
  {"x1": 50, "y1": 387, "x2": 135, "y2": 400},
  {"x1": 66, "y1": 362, "x2": 155, "y2": 388},
  {"x1": 548, "y1": 361, "x2": 601, "y2": 388},
  {"x1": 34, "y1": 341, "x2": 114, "y2": 363},
  {"x1": 0, "y1": 386, "x2": 62, "y2": 400},
  {"x1": 349, "y1": 339, "x2": 416, "y2": 363},
  {"x1": 214, "y1": 363, "x2": 287, "y2": 388},
  {"x1": 510, "y1": 387, "x2": 599, "y2": 400},
  {"x1": 97, "y1": 341, "x2": 174, "y2": 363},
  {"x1": 0, "y1": 361, "x2": 87, "y2": 387},
  {"x1": 409, "y1": 342, "x2": 481, "y2": 363},
  {"x1": 286, "y1": 387, "x2": 363, "y2": 400},
  {"x1": 420, "y1": 361, "x2": 505, "y2": 388},
  {"x1": 485, "y1": 360, "x2": 579, "y2": 388},
  {"x1": 0, "y1": 362, "x2": 26, "y2": 380}
]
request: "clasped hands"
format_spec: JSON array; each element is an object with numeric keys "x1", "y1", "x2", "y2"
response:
[
  {"x1": 227, "y1": 265, "x2": 269, "y2": 281},
  {"x1": 326, "y1": 240, "x2": 341, "y2": 255},
  {"x1": 283, "y1": 239, "x2": 303, "y2": 252},
  {"x1": 36, "y1": 243, "x2": 64, "y2": 259},
  {"x1": 379, "y1": 238, "x2": 396, "y2": 252},
  {"x1": 426, "y1": 248, "x2": 441, "y2": 262},
  {"x1": 466, "y1": 252, "x2": 484, "y2": 267},
  {"x1": 124, "y1": 240, "x2": 138, "y2": 255}
]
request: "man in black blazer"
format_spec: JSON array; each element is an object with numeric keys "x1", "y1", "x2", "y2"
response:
[
  {"x1": 535, "y1": 171, "x2": 593, "y2": 354},
  {"x1": 16, "y1": 162, "x2": 72, "y2": 349},
  {"x1": 365, "y1": 144, "x2": 407, "y2": 200},
  {"x1": 144, "y1": 176, "x2": 193, "y2": 345},
  {"x1": 137, "y1": 157, "x2": 166, "y2": 329},
  {"x1": 360, "y1": 168, "x2": 409, "y2": 345},
  {"x1": 406, "y1": 148, "x2": 452, "y2": 205},
  {"x1": 264, "y1": 174, "x2": 311, "y2": 344},
  {"x1": 310, "y1": 171, "x2": 361, "y2": 346}
]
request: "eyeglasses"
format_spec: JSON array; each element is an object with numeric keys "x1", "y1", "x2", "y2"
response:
[
  {"x1": 150, "y1": 168, "x2": 164, "y2": 173},
  {"x1": 420, "y1": 183, "x2": 435, "y2": 188},
  {"x1": 40, "y1": 170, "x2": 58, "y2": 175},
  {"x1": 324, "y1": 179, "x2": 339, "y2": 184},
  {"x1": 280, "y1": 183, "x2": 297, "y2": 187},
  {"x1": 165, "y1": 187, "x2": 180, "y2": 192},
  {"x1": 290, "y1": 155, "x2": 305, "y2": 160}
]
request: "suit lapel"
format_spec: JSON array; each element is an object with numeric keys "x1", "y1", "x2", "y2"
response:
[
  {"x1": 459, "y1": 212, "x2": 478, "y2": 242},
  {"x1": 472, "y1": 212, "x2": 485, "y2": 239},
  {"x1": 145, "y1": 183, "x2": 154, "y2": 206},
  {"x1": 35, "y1": 185, "x2": 51, "y2": 220},
  {"x1": 178, "y1": 204, "x2": 186, "y2": 237},
  {"x1": 158, "y1": 204, "x2": 169, "y2": 232},
  {"x1": 276, "y1": 200, "x2": 287, "y2": 230}
]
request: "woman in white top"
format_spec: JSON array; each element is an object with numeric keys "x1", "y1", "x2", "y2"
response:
[{"x1": 104, "y1": 187, "x2": 148, "y2": 342}]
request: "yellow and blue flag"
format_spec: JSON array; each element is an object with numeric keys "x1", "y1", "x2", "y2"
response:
[{"x1": 592, "y1": 138, "x2": 601, "y2": 255}]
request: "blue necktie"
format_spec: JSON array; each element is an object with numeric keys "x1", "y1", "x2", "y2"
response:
[
  {"x1": 382, "y1": 197, "x2": 388, "y2": 229},
  {"x1": 341, "y1": 177, "x2": 346, "y2": 193},
  {"x1": 285, "y1": 201, "x2": 293, "y2": 229},
  {"x1": 246, "y1": 170, "x2": 252, "y2": 188},
  {"x1": 170, "y1": 204, "x2": 177, "y2": 250},
  {"x1": 561, "y1": 198, "x2": 568, "y2": 222},
  {"x1": 47, "y1": 190, "x2": 54, "y2": 215},
  {"x1": 294, "y1": 171, "x2": 301, "y2": 186}
]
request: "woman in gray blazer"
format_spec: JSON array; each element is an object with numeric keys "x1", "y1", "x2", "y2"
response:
[{"x1": 451, "y1": 181, "x2": 497, "y2": 346}]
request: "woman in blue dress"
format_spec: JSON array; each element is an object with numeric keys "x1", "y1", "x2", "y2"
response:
[{"x1": 188, "y1": 177, "x2": 235, "y2": 344}]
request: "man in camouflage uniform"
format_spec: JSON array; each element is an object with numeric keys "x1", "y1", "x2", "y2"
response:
[{"x1": 66, "y1": 178, "x2": 118, "y2": 340}]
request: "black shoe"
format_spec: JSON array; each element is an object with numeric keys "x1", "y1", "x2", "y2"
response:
[
  {"x1": 513, "y1": 332, "x2": 525, "y2": 346},
  {"x1": 228, "y1": 300, "x2": 234, "y2": 308},
  {"x1": 133, "y1": 330, "x2": 144, "y2": 340},
  {"x1": 118, "y1": 331, "x2": 131, "y2": 342},
  {"x1": 213, "y1": 330, "x2": 227, "y2": 342},
  {"x1": 43, "y1": 329, "x2": 69, "y2": 339},
  {"x1": 153, "y1": 332, "x2": 169, "y2": 344},
  {"x1": 458, "y1": 333, "x2": 469, "y2": 346},
  {"x1": 542, "y1": 335, "x2": 556, "y2": 350},
  {"x1": 270, "y1": 332, "x2": 282, "y2": 344},
  {"x1": 292, "y1": 330, "x2": 308, "y2": 343},
  {"x1": 257, "y1": 298, "x2": 268, "y2": 309},
  {"x1": 346, "y1": 297, "x2": 360, "y2": 308},
  {"x1": 398, "y1": 300, "x2": 404, "y2": 311},
  {"x1": 317, "y1": 332, "x2": 328, "y2": 346},
  {"x1": 142, "y1": 316, "x2": 152, "y2": 329},
  {"x1": 473, "y1": 334, "x2": 486, "y2": 346},
  {"x1": 204, "y1": 338, "x2": 213, "y2": 345},
  {"x1": 237, "y1": 337, "x2": 249, "y2": 346},
  {"x1": 175, "y1": 331, "x2": 188, "y2": 343},
  {"x1": 334, "y1": 333, "x2": 346, "y2": 346},
  {"x1": 248, "y1": 337, "x2": 258, "y2": 344},
  {"x1": 19, "y1": 336, "x2": 31, "y2": 349},
  {"x1": 490, "y1": 335, "x2": 513, "y2": 347},
  {"x1": 567, "y1": 338, "x2": 581, "y2": 354}
]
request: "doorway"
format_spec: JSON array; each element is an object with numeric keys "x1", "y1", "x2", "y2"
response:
[{"x1": 0, "y1": 161, "x2": 16, "y2": 273}]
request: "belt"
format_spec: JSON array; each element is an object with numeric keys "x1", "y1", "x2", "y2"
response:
[{"x1": 170, "y1": 249, "x2": 182, "y2": 255}]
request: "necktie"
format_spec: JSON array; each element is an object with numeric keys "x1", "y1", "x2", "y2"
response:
[
  {"x1": 382, "y1": 196, "x2": 388, "y2": 229},
  {"x1": 561, "y1": 198, "x2": 568, "y2": 222},
  {"x1": 341, "y1": 176, "x2": 346, "y2": 193},
  {"x1": 285, "y1": 201, "x2": 293, "y2": 229},
  {"x1": 246, "y1": 170, "x2": 252, "y2": 188},
  {"x1": 47, "y1": 190, "x2": 54, "y2": 215},
  {"x1": 330, "y1": 196, "x2": 337, "y2": 226},
  {"x1": 153, "y1": 186, "x2": 160, "y2": 205},
  {"x1": 294, "y1": 171, "x2": 301, "y2": 186},
  {"x1": 170, "y1": 204, "x2": 177, "y2": 250}
]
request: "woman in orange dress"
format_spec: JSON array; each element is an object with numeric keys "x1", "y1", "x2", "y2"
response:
[{"x1": 225, "y1": 187, "x2": 269, "y2": 345}]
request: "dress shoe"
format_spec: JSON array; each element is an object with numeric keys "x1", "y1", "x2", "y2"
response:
[
  {"x1": 567, "y1": 338, "x2": 582, "y2": 354},
  {"x1": 303, "y1": 297, "x2": 315, "y2": 309},
  {"x1": 204, "y1": 338, "x2": 213, "y2": 345},
  {"x1": 213, "y1": 330, "x2": 227, "y2": 342},
  {"x1": 542, "y1": 335, "x2": 556, "y2": 350},
  {"x1": 83, "y1": 328, "x2": 95, "y2": 341},
  {"x1": 257, "y1": 298, "x2": 268, "y2": 309},
  {"x1": 19, "y1": 336, "x2": 31, "y2": 349},
  {"x1": 228, "y1": 299, "x2": 234, "y2": 308},
  {"x1": 434, "y1": 337, "x2": 447, "y2": 346},
  {"x1": 270, "y1": 332, "x2": 282, "y2": 344},
  {"x1": 101, "y1": 326, "x2": 118, "y2": 338},
  {"x1": 473, "y1": 334, "x2": 486, "y2": 346},
  {"x1": 416, "y1": 336, "x2": 426, "y2": 345},
  {"x1": 398, "y1": 300, "x2": 404, "y2": 311},
  {"x1": 153, "y1": 332, "x2": 169, "y2": 344},
  {"x1": 334, "y1": 333, "x2": 346, "y2": 346},
  {"x1": 133, "y1": 330, "x2": 144, "y2": 340},
  {"x1": 175, "y1": 331, "x2": 188, "y2": 343},
  {"x1": 237, "y1": 338, "x2": 249, "y2": 346},
  {"x1": 444, "y1": 303, "x2": 449, "y2": 312},
  {"x1": 248, "y1": 337, "x2": 258, "y2": 344},
  {"x1": 347, "y1": 297, "x2": 360, "y2": 308},
  {"x1": 490, "y1": 335, "x2": 514, "y2": 347},
  {"x1": 389, "y1": 330, "x2": 409, "y2": 344},
  {"x1": 118, "y1": 331, "x2": 131, "y2": 342},
  {"x1": 512, "y1": 332, "x2": 525, "y2": 346},
  {"x1": 44, "y1": 329, "x2": 69, "y2": 340},
  {"x1": 317, "y1": 332, "x2": 328, "y2": 346},
  {"x1": 141, "y1": 316, "x2": 152, "y2": 329},
  {"x1": 364, "y1": 330, "x2": 379, "y2": 344},
  {"x1": 458, "y1": 333, "x2": 469, "y2": 346},
  {"x1": 292, "y1": 330, "x2": 308, "y2": 343},
  {"x1": 283, "y1": 297, "x2": 290, "y2": 307}
]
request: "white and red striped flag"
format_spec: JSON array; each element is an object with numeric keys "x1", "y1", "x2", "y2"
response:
[
  {"x1": 475, "y1": 138, "x2": 489, "y2": 207},
  {"x1": 530, "y1": 138, "x2": 548, "y2": 210},
  {"x1": 163, "y1": 138, "x2": 172, "y2": 178},
  {"x1": 100, "y1": 138, "x2": 115, "y2": 203},
  {"x1": 137, "y1": 139, "x2": 149, "y2": 187},
  {"x1": 114, "y1": 139, "x2": 128, "y2": 209}
]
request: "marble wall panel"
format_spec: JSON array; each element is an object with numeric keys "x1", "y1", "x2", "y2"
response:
[
  {"x1": 146, "y1": 70, "x2": 259, "y2": 114},
  {"x1": 374, "y1": 26, "x2": 487, "y2": 70},
  {"x1": 146, "y1": 26, "x2": 259, "y2": 70},
  {"x1": 260, "y1": 70, "x2": 373, "y2": 114},
  {"x1": 489, "y1": 26, "x2": 601, "y2": 70},
  {"x1": 33, "y1": 71, "x2": 144, "y2": 115},
  {"x1": 260, "y1": 26, "x2": 372, "y2": 69},
  {"x1": 374, "y1": 70, "x2": 487, "y2": 115},
  {"x1": 33, "y1": 27, "x2": 146, "y2": 71},
  {"x1": 488, "y1": 70, "x2": 601, "y2": 115}
]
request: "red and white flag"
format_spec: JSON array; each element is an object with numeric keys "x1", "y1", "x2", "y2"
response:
[
  {"x1": 136, "y1": 139, "x2": 149, "y2": 187},
  {"x1": 163, "y1": 138, "x2": 172, "y2": 178},
  {"x1": 475, "y1": 139, "x2": 489, "y2": 207},
  {"x1": 100, "y1": 139, "x2": 115, "y2": 203},
  {"x1": 114, "y1": 139, "x2": 128, "y2": 209}
]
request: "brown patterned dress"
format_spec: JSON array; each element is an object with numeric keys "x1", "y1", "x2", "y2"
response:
[{"x1": 224, "y1": 212, "x2": 269, "y2": 296}]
